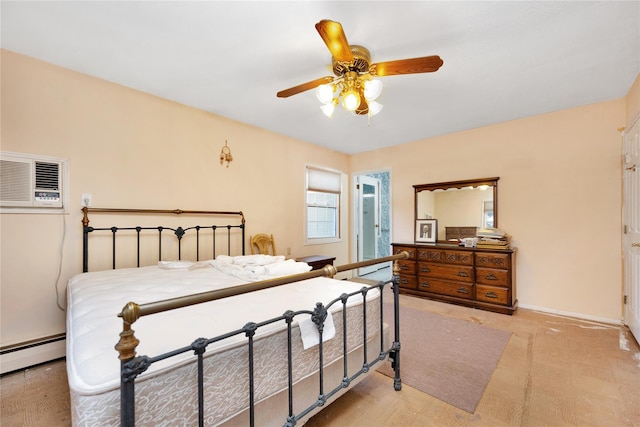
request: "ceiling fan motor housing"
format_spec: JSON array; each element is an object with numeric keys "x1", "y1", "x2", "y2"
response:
[{"x1": 332, "y1": 45, "x2": 371, "y2": 76}]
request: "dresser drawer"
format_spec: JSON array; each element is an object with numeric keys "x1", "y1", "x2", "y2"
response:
[
  {"x1": 397, "y1": 260, "x2": 416, "y2": 275},
  {"x1": 476, "y1": 267, "x2": 509, "y2": 286},
  {"x1": 417, "y1": 262, "x2": 473, "y2": 283},
  {"x1": 417, "y1": 249, "x2": 473, "y2": 265},
  {"x1": 393, "y1": 246, "x2": 416, "y2": 260},
  {"x1": 398, "y1": 274, "x2": 417, "y2": 290},
  {"x1": 417, "y1": 248, "x2": 442, "y2": 262},
  {"x1": 476, "y1": 285, "x2": 509, "y2": 305},
  {"x1": 416, "y1": 278, "x2": 474, "y2": 299},
  {"x1": 475, "y1": 252, "x2": 510, "y2": 269},
  {"x1": 442, "y1": 250, "x2": 473, "y2": 265}
]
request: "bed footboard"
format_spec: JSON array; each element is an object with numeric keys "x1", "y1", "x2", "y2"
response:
[{"x1": 116, "y1": 254, "x2": 407, "y2": 427}]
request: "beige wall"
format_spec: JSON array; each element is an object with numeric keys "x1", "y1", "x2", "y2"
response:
[
  {"x1": 352, "y1": 98, "x2": 630, "y2": 322},
  {"x1": 0, "y1": 50, "x2": 350, "y2": 347}
]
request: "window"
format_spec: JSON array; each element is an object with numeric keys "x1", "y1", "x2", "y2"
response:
[
  {"x1": 307, "y1": 191, "x2": 338, "y2": 238},
  {"x1": 306, "y1": 166, "x2": 342, "y2": 243}
]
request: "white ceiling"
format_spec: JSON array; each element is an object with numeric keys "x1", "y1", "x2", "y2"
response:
[{"x1": 2, "y1": 1, "x2": 639, "y2": 154}]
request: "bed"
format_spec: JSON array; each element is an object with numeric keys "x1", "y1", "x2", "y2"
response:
[{"x1": 67, "y1": 207, "x2": 406, "y2": 426}]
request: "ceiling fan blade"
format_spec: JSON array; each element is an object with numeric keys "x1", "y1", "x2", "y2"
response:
[
  {"x1": 277, "y1": 76, "x2": 334, "y2": 98},
  {"x1": 370, "y1": 55, "x2": 444, "y2": 77},
  {"x1": 315, "y1": 20, "x2": 354, "y2": 63}
]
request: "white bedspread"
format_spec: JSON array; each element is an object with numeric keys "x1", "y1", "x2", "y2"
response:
[{"x1": 66, "y1": 257, "x2": 376, "y2": 396}]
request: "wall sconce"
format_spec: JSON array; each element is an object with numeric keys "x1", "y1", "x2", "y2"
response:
[{"x1": 219, "y1": 140, "x2": 233, "y2": 168}]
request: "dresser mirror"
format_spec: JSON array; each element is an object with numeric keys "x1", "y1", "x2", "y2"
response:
[{"x1": 414, "y1": 177, "x2": 499, "y2": 242}]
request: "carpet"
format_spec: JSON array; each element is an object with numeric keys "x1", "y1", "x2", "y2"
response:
[{"x1": 377, "y1": 303, "x2": 511, "y2": 413}]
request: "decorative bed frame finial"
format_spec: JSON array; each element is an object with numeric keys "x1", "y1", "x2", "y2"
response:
[{"x1": 115, "y1": 302, "x2": 140, "y2": 361}]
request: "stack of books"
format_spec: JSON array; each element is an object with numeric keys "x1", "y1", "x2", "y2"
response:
[{"x1": 476, "y1": 228, "x2": 511, "y2": 249}]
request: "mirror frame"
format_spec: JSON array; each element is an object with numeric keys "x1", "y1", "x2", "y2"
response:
[{"x1": 414, "y1": 177, "x2": 500, "y2": 240}]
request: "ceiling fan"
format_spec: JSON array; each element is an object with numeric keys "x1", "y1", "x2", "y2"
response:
[{"x1": 277, "y1": 19, "x2": 444, "y2": 117}]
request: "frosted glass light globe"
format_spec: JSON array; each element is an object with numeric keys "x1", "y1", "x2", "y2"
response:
[
  {"x1": 320, "y1": 102, "x2": 336, "y2": 118},
  {"x1": 368, "y1": 101, "x2": 383, "y2": 116},
  {"x1": 315, "y1": 84, "x2": 335, "y2": 104},
  {"x1": 342, "y1": 90, "x2": 361, "y2": 112},
  {"x1": 363, "y1": 79, "x2": 382, "y2": 101}
]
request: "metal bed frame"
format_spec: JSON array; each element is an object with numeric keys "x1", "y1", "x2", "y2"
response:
[
  {"x1": 79, "y1": 207, "x2": 407, "y2": 426},
  {"x1": 81, "y1": 207, "x2": 246, "y2": 272}
]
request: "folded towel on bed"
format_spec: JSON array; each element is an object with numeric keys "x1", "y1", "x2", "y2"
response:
[
  {"x1": 157, "y1": 260, "x2": 195, "y2": 269},
  {"x1": 298, "y1": 312, "x2": 336, "y2": 350},
  {"x1": 211, "y1": 256, "x2": 312, "y2": 281}
]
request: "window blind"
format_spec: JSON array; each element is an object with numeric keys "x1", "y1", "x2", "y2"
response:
[{"x1": 306, "y1": 167, "x2": 341, "y2": 194}]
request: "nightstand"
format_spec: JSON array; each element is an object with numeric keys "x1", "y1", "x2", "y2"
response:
[{"x1": 295, "y1": 255, "x2": 336, "y2": 271}]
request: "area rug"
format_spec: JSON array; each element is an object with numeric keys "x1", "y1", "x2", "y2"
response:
[{"x1": 377, "y1": 303, "x2": 511, "y2": 413}]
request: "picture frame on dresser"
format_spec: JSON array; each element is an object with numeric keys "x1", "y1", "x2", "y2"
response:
[{"x1": 415, "y1": 219, "x2": 437, "y2": 243}]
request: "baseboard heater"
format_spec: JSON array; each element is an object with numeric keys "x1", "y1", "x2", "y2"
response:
[{"x1": 0, "y1": 333, "x2": 66, "y2": 375}]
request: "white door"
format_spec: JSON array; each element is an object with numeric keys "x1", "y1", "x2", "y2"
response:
[
  {"x1": 357, "y1": 175, "x2": 380, "y2": 275},
  {"x1": 623, "y1": 118, "x2": 640, "y2": 342}
]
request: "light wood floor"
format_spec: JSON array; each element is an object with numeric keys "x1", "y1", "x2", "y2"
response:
[{"x1": 2, "y1": 295, "x2": 639, "y2": 426}]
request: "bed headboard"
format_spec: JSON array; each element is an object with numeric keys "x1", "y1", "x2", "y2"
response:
[{"x1": 81, "y1": 207, "x2": 246, "y2": 272}]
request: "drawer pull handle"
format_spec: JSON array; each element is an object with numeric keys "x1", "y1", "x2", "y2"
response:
[
  {"x1": 484, "y1": 274, "x2": 498, "y2": 281},
  {"x1": 457, "y1": 287, "x2": 469, "y2": 294},
  {"x1": 420, "y1": 266, "x2": 431, "y2": 272},
  {"x1": 457, "y1": 271, "x2": 469, "y2": 277},
  {"x1": 419, "y1": 281, "x2": 430, "y2": 288},
  {"x1": 400, "y1": 264, "x2": 409, "y2": 271},
  {"x1": 400, "y1": 278, "x2": 409, "y2": 284},
  {"x1": 485, "y1": 291, "x2": 499, "y2": 299}
]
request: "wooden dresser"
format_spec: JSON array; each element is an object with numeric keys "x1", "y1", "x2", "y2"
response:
[{"x1": 391, "y1": 243, "x2": 517, "y2": 314}]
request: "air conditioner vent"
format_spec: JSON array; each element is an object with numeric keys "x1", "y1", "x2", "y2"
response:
[
  {"x1": 0, "y1": 159, "x2": 31, "y2": 202},
  {"x1": 35, "y1": 161, "x2": 60, "y2": 190}
]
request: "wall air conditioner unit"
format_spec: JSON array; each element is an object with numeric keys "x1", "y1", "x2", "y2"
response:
[{"x1": 1, "y1": 151, "x2": 68, "y2": 212}]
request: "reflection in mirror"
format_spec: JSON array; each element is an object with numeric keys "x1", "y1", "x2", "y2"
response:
[{"x1": 414, "y1": 177, "x2": 499, "y2": 242}]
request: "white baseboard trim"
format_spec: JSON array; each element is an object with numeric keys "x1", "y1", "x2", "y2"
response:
[
  {"x1": 518, "y1": 303, "x2": 622, "y2": 326},
  {"x1": 1, "y1": 336, "x2": 66, "y2": 375}
]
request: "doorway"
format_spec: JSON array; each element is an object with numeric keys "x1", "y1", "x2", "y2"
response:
[
  {"x1": 623, "y1": 117, "x2": 640, "y2": 343},
  {"x1": 354, "y1": 170, "x2": 391, "y2": 276}
]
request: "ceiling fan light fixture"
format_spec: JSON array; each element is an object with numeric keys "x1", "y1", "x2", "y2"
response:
[
  {"x1": 278, "y1": 20, "x2": 444, "y2": 121},
  {"x1": 340, "y1": 71, "x2": 362, "y2": 112},
  {"x1": 316, "y1": 83, "x2": 335, "y2": 104},
  {"x1": 368, "y1": 101, "x2": 383, "y2": 116},
  {"x1": 342, "y1": 89, "x2": 360, "y2": 112},
  {"x1": 320, "y1": 100, "x2": 337, "y2": 118},
  {"x1": 363, "y1": 79, "x2": 382, "y2": 101}
]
